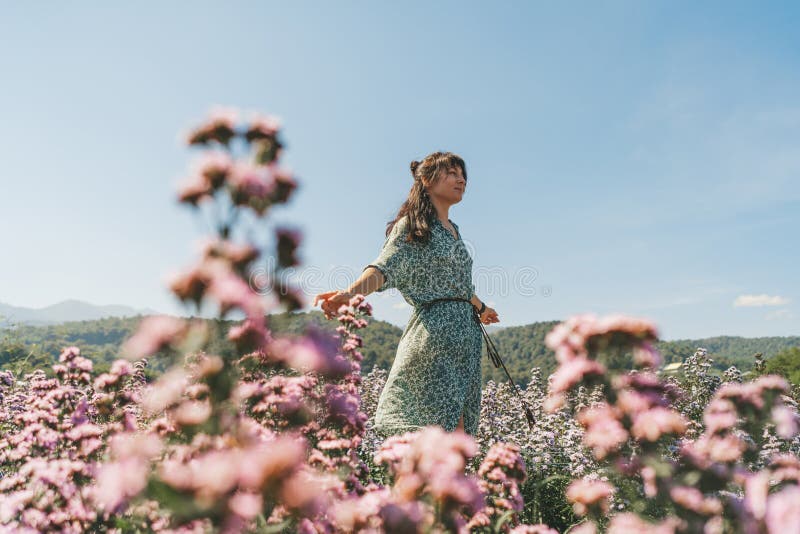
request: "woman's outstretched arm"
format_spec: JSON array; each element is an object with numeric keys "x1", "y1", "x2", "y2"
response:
[
  {"x1": 348, "y1": 266, "x2": 385, "y2": 297},
  {"x1": 313, "y1": 267, "x2": 385, "y2": 319}
]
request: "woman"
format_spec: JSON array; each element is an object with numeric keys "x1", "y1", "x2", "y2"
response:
[{"x1": 313, "y1": 151, "x2": 499, "y2": 438}]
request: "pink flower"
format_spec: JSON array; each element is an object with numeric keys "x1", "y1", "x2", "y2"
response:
[
  {"x1": 744, "y1": 471, "x2": 770, "y2": 520},
  {"x1": 324, "y1": 385, "x2": 367, "y2": 430},
  {"x1": 669, "y1": 486, "x2": 722, "y2": 516},
  {"x1": 94, "y1": 458, "x2": 149, "y2": 512},
  {"x1": 207, "y1": 269, "x2": 265, "y2": 319},
  {"x1": 545, "y1": 314, "x2": 659, "y2": 362},
  {"x1": 641, "y1": 466, "x2": 657, "y2": 498},
  {"x1": 237, "y1": 434, "x2": 308, "y2": 491},
  {"x1": 193, "y1": 150, "x2": 233, "y2": 190},
  {"x1": 578, "y1": 403, "x2": 628, "y2": 459},
  {"x1": 632, "y1": 341, "x2": 661, "y2": 368},
  {"x1": 765, "y1": 485, "x2": 800, "y2": 533},
  {"x1": 330, "y1": 488, "x2": 392, "y2": 531},
  {"x1": 771, "y1": 404, "x2": 799, "y2": 439},
  {"x1": 608, "y1": 513, "x2": 683, "y2": 534},
  {"x1": 549, "y1": 358, "x2": 606, "y2": 394},
  {"x1": 121, "y1": 315, "x2": 188, "y2": 361},
  {"x1": 509, "y1": 525, "x2": 560, "y2": 534},
  {"x1": 228, "y1": 161, "x2": 276, "y2": 207},
  {"x1": 264, "y1": 326, "x2": 350, "y2": 378},
  {"x1": 177, "y1": 172, "x2": 213, "y2": 206},
  {"x1": 566, "y1": 478, "x2": 614, "y2": 516},
  {"x1": 378, "y1": 501, "x2": 428, "y2": 533},
  {"x1": 185, "y1": 105, "x2": 239, "y2": 146},
  {"x1": 687, "y1": 433, "x2": 748, "y2": 464},
  {"x1": 767, "y1": 454, "x2": 800, "y2": 483},
  {"x1": 245, "y1": 112, "x2": 282, "y2": 140},
  {"x1": 141, "y1": 367, "x2": 189, "y2": 414},
  {"x1": 630, "y1": 407, "x2": 687, "y2": 442},
  {"x1": 228, "y1": 491, "x2": 262, "y2": 519},
  {"x1": 278, "y1": 465, "x2": 337, "y2": 517},
  {"x1": 755, "y1": 374, "x2": 790, "y2": 393},
  {"x1": 270, "y1": 166, "x2": 298, "y2": 204},
  {"x1": 703, "y1": 398, "x2": 738, "y2": 434},
  {"x1": 227, "y1": 316, "x2": 272, "y2": 352},
  {"x1": 199, "y1": 237, "x2": 259, "y2": 269},
  {"x1": 616, "y1": 389, "x2": 655, "y2": 416},
  {"x1": 172, "y1": 400, "x2": 211, "y2": 426}
]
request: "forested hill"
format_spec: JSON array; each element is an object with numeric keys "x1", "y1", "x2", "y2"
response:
[
  {"x1": 1, "y1": 312, "x2": 798, "y2": 388},
  {"x1": 0, "y1": 311, "x2": 403, "y2": 378}
]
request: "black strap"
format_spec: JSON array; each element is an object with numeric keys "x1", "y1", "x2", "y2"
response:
[{"x1": 419, "y1": 297, "x2": 536, "y2": 430}]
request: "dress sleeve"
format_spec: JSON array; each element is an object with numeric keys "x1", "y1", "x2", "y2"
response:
[{"x1": 363, "y1": 216, "x2": 414, "y2": 293}]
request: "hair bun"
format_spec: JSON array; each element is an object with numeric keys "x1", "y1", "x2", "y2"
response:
[{"x1": 410, "y1": 160, "x2": 420, "y2": 179}]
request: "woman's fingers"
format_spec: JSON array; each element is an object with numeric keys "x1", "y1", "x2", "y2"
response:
[{"x1": 313, "y1": 291, "x2": 337, "y2": 306}]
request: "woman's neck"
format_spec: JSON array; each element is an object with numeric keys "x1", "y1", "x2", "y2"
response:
[{"x1": 429, "y1": 197, "x2": 451, "y2": 223}]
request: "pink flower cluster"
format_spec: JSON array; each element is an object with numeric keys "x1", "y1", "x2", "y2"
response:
[
  {"x1": 467, "y1": 441, "x2": 528, "y2": 530},
  {"x1": 543, "y1": 312, "x2": 800, "y2": 533}
]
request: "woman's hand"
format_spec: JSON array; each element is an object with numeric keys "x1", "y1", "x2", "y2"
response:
[
  {"x1": 313, "y1": 290, "x2": 355, "y2": 320},
  {"x1": 479, "y1": 306, "x2": 499, "y2": 324}
]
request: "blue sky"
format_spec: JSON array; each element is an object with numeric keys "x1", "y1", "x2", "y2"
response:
[{"x1": 1, "y1": 2, "x2": 798, "y2": 340}]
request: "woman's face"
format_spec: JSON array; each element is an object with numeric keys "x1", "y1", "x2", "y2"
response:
[{"x1": 427, "y1": 165, "x2": 466, "y2": 205}]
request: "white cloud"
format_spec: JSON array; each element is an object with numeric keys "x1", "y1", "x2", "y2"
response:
[{"x1": 733, "y1": 294, "x2": 790, "y2": 307}]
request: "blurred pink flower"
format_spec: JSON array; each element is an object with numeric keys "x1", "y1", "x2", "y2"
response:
[
  {"x1": 630, "y1": 407, "x2": 687, "y2": 442},
  {"x1": 744, "y1": 471, "x2": 770, "y2": 521},
  {"x1": 578, "y1": 403, "x2": 628, "y2": 459},
  {"x1": 172, "y1": 400, "x2": 212, "y2": 426},
  {"x1": 330, "y1": 487, "x2": 391, "y2": 531},
  {"x1": 245, "y1": 112, "x2": 282, "y2": 139},
  {"x1": 192, "y1": 150, "x2": 233, "y2": 190},
  {"x1": 549, "y1": 358, "x2": 606, "y2": 394},
  {"x1": 198, "y1": 237, "x2": 259, "y2": 270},
  {"x1": 238, "y1": 434, "x2": 308, "y2": 492},
  {"x1": 185, "y1": 105, "x2": 239, "y2": 146},
  {"x1": 141, "y1": 367, "x2": 189, "y2": 414},
  {"x1": 632, "y1": 341, "x2": 662, "y2": 368},
  {"x1": 565, "y1": 478, "x2": 614, "y2": 516},
  {"x1": 703, "y1": 398, "x2": 739, "y2": 434},
  {"x1": 207, "y1": 269, "x2": 265, "y2": 319},
  {"x1": 765, "y1": 485, "x2": 800, "y2": 533},
  {"x1": 228, "y1": 161, "x2": 276, "y2": 205},
  {"x1": 264, "y1": 326, "x2": 349, "y2": 378},
  {"x1": 607, "y1": 513, "x2": 683, "y2": 533},
  {"x1": 545, "y1": 313, "x2": 658, "y2": 362},
  {"x1": 228, "y1": 491, "x2": 262, "y2": 520},
  {"x1": 177, "y1": 172, "x2": 213, "y2": 206},
  {"x1": 121, "y1": 315, "x2": 188, "y2": 361},
  {"x1": 227, "y1": 316, "x2": 272, "y2": 353},
  {"x1": 669, "y1": 486, "x2": 722, "y2": 516},
  {"x1": 771, "y1": 404, "x2": 799, "y2": 439},
  {"x1": 509, "y1": 525, "x2": 560, "y2": 534}
]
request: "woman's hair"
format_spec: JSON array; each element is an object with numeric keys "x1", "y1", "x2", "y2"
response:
[{"x1": 385, "y1": 151, "x2": 468, "y2": 243}]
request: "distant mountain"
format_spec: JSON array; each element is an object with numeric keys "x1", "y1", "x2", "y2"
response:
[{"x1": 0, "y1": 299, "x2": 160, "y2": 327}]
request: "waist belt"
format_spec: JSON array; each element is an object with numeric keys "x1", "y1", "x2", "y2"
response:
[{"x1": 418, "y1": 297, "x2": 536, "y2": 430}]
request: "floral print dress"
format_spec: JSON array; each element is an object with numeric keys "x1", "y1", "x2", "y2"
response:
[{"x1": 363, "y1": 214, "x2": 483, "y2": 437}]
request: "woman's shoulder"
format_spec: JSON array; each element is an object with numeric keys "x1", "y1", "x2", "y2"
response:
[{"x1": 391, "y1": 214, "x2": 411, "y2": 232}]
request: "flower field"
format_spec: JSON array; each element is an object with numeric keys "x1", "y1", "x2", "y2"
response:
[{"x1": 2, "y1": 108, "x2": 798, "y2": 534}]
